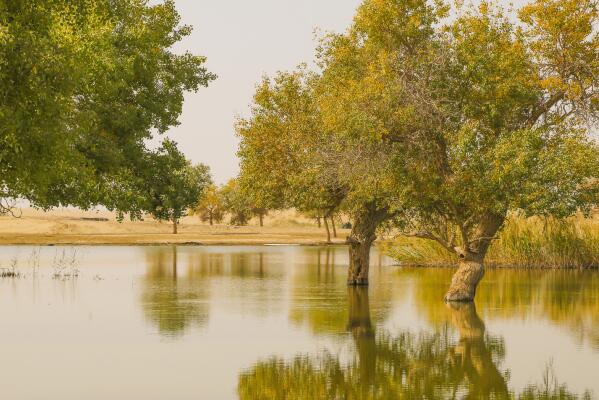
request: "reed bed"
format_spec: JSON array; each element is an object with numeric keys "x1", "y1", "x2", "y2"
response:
[{"x1": 386, "y1": 215, "x2": 599, "y2": 269}]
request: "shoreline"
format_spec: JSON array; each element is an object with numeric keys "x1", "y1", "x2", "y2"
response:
[
  {"x1": 0, "y1": 208, "x2": 351, "y2": 246},
  {"x1": 0, "y1": 234, "x2": 349, "y2": 246}
]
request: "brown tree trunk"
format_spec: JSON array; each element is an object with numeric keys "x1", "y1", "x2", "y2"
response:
[
  {"x1": 347, "y1": 204, "x2": 389, "y2": 286},
  {"x1": 445, "y1": 213, "x2": 505, "y2": 302},
  {"x1": 259, "y1": 213, "x2": 264, "y2": 227},
  {"x1": 316, "y1": 216, "x2": 321, "y2": 228},
  {"x1": 172, "y1": 218, "x2": 178, "y2": 234},
  {"x1": 331, "y1": 215, "x2": 337, "y2": 238},
  {"x1": 209, "y1": 213, "x2": 213, "y2": 226},
  {"x1": 444, "y1": 252, "x2": 485, "y2": 302},
  {"x1": 323, "y1": 214, "x2": 331, "y2": 243}
]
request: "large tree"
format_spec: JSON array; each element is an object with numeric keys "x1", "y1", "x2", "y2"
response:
[
  {"x1": 237, "y1": 68, "x2": 395, "y2": 275},
  {"x1": 0, "y1": 0, "x2": 215, "y2": 214},
  {"x1": 237, "y1": 71, "x2": 345, "y2": 236},
  {"x1": 381, "y1": 0, "x2": 599, "y2": 301}
]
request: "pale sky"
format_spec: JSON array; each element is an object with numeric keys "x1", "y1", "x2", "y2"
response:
[{"x1": 157, "y1": 0, "x2": 363, "y2": 184}]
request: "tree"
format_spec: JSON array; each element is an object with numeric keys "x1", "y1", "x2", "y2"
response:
[
  {"x1": 142, "y1": 139, "x2": 212, "y2": 234},
  {"x1": 237, "y1": 70, "x2": 344, "y2": 238},
  {"x1": 0, "y1": 0, "x2": 215, "y2": 215},
  {"x1": 238, "y1": 0, "x2": 599, "y2": 293},
  {"x1": 221, "y1": 179, "x2": 253, "y2": 226},
  {"x1": 378, "y1": 0, "x2": 599, "y2": 301},
  {"x1": 194, "y1": 185, "x2": 225, "y2": 226},
  {"x1": 237, "y1": 68, "x2": 393, "y2": 266}
]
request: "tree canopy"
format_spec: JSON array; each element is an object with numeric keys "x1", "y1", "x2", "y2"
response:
[
  {"x1": 0, "y1": 0, "x2": 215, "y2": 213},
  {"x1": 141, "y1": 139, "x2": 212, "y2": 234},
  {"x1": 237, "y1": 0, "x2": 599, "y2": 299},
  {"x1": 194, "y1": 184, "x2": 225, "y2": 226}
]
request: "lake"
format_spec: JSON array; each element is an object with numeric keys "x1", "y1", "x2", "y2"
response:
[{"x1": 0, "y1": 245, "x2": 597, "y2": 399}]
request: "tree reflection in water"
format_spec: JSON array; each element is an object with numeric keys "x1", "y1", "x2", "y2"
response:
[
  {"x1": 140, "y1": 246, "x2": 210, "y2": 337},
  {"x1": 140, "y1": 247, "x2": 285, "y2": 337},
  {"x1": 239, "y1": 287, "x2": 589, "y2": 400}
]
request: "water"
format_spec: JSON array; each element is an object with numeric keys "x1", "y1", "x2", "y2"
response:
[{"x1": 0, "y1": 245, "x2": 597, "y2": 399}]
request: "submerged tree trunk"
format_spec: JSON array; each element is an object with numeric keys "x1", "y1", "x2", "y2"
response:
[
  {"x1": 347, "y1": 204, "x2": 389, "y2": 286},
  {"x1": 323, "y1": 214, "x2": 332, "y2": 243},
  {"x1": 444, "y1": 251, "x2": 485, "y2": 302},
  {"x1": 445, "y1": 213, "x2": 505, "y2": 302},
  {"x1": 331, "y1": 215, "x2": 337, "y2": 238}
]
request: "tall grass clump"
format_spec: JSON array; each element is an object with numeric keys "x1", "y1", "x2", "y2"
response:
[
  {"x1": 387, "y1": 215, "x2": 599, "y2": 269},
  {"x1": 52, "y1": 248, "x2": 80, "y2": 280},
  {"x1": 0, "y1": 257, "x2": 21, "y2": 278}
]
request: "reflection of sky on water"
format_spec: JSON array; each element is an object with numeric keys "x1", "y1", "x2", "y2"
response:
[{"x1": 0, "y1": 245, "x2": 596, "y2": 399}]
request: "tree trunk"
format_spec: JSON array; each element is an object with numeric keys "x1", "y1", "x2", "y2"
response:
[
  {"x1": 323, "y1": 215, "x2": 331, "y2": 243},
  {"x1": 444, "y1": 251, "x2": 485, "y2": 302},
  {"x1": 331, "y1": 215, "x2": 337, "y2": 238},
  {"x1": 172, "y1": 218, "x2": 178, "y2": 234},
  {"x1": 316, "y1": 216, "x2": 321, "y2": 228},
  {"x1": 259, "y1": 213, "x2": 264, "y2": 227},
  {"x1": 209, "y1": 213, "x2": 213, "y2": 226},
  {"x1": 347, "y1": 204, "x2": 389, "y2": 286},
  {"x1": 445, "y1": 212, "x2": 505, "y2": 302}
]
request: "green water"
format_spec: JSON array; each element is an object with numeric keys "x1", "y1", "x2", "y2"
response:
[{"x1": 0, "y1": 245, "x2": 597, "y2": 399}]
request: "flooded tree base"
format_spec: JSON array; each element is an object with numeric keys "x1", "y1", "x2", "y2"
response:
[{"x1": 444, "y1": 260, "x2": 485, "y2": 302}]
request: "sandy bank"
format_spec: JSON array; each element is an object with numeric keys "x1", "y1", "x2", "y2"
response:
[{"x1": 0, "y1": 208, "x2": 349, "y2": 246}]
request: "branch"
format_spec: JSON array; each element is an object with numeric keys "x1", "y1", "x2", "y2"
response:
[
  {"x1": 0, "y1": 198, "x2": 22, "y2": 218},
  {"x1": 403, "y1": 231, "x2": 454, "y2": 253},
  {"x1": 467, "y1": 235, "x2": 499, "y2": 245},
  {"x1": 527, "y1": 91, "x2": 565, "y2": 126}
]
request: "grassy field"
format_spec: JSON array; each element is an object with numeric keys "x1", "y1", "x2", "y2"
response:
[
  {"x1": 0, "y1": 208, "x2": 350, "y2": 245},
  {"x1": 385, "y1": 214, "x2": 599, "y2": 269}
]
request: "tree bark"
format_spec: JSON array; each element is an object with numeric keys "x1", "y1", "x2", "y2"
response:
[
  {"x1": 172, "y1": 218, "x2": 178, "y2": 234},
  {"x1": 331, "y1": 215, "x2": 337, "y2": 238},
  {"x1": 323, "y1": 214, "x2": 332, "y2": 243},
  {"x1": 259, "y1": 213, "x2": 264, "y2": 227},
  {"x1": 209, "y1": 213, "x2": 213, "y2": 226},
  {"x1": 347, "y1": 204, "x2": 389, "y2": 286},
  {"x1": 444, "y1": 251, "x2": 485, "y2": 302},
  {"x1": 316, "y1": 216, "x2": 321, "y2": 228},
  {"x1": 445, "y1": 213, "x2": 505, "y2": 302}
]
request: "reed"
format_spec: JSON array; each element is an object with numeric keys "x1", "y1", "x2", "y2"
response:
[
  {"x1": 386, "y1": 215, "x2": 599, "y2": 269},
  {"x1": 0, "y1": 257, "x2": 21, "y2": 278}
]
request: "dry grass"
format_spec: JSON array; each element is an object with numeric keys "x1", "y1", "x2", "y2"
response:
[
  {"x1": 386, "y1": 214, "x2": 599, "y2": 269},
  {"x1": 0, "y1": 208, "x2": 349, "y2": 245}
]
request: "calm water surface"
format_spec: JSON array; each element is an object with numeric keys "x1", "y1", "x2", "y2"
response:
[{"x1": 0, "y1": 245, "x2": 597, "y2": 399}]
